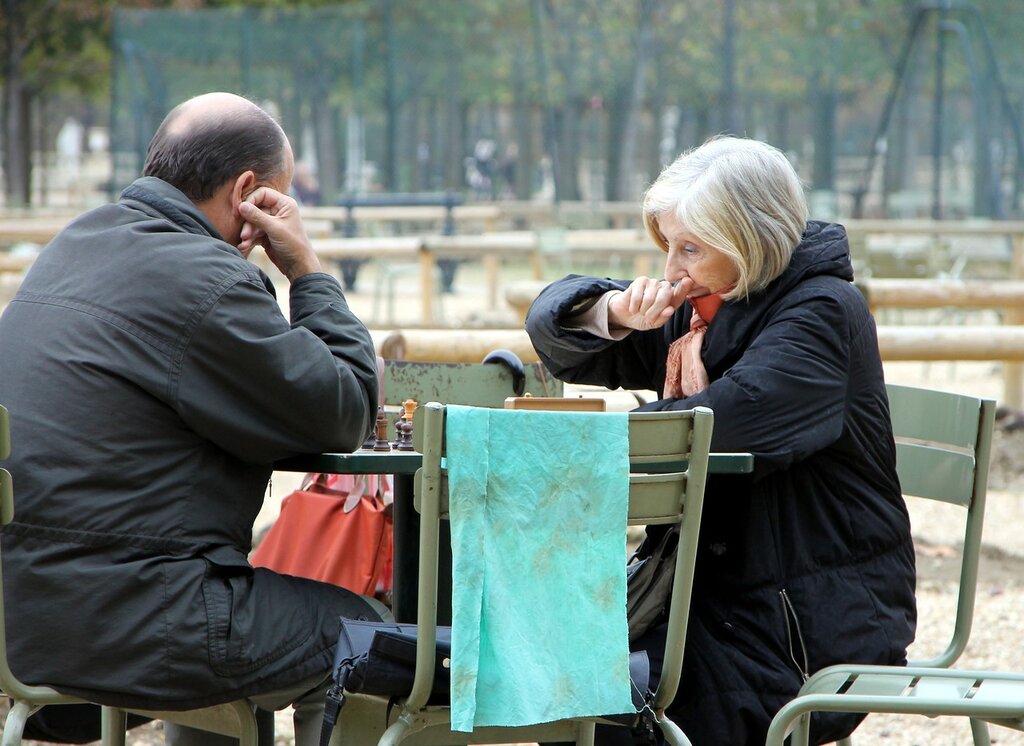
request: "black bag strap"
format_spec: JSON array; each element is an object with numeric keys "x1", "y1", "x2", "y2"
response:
[
  {"x1": 317, "y1": 684, "x2": 345, "y2": 746},
  {"x1": 318, "y1": 656, "x2": 358, "y2": 746}
]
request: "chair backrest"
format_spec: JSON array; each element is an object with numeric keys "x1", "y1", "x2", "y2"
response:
[
  {"x1": 382, "y1": 359, "x2": 562, "y2": 410},
  {"x1": 0, "y1": 405, "x2": 261, "y2": 746},
  {"x1": 408, "y1": 403, "x2": 714, "y2": 717},
  {"x1": 0, "y1": 404, "x2": 78, "y2": 705},
  {"x1": 886, "y1": 383, "x2": 996, "y2": 668}
]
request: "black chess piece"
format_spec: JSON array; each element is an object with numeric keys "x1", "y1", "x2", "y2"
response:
[
  {"x1": 395, "y1": 399, "x2": 418, "y2": 451},
  {"x1": 396, "y1": 418, "x2": 416, "y2": 451}
]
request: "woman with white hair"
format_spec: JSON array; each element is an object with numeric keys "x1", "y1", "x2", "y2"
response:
[{"x1": 526, "y1": 136, "x2": 916, "y2": 745}]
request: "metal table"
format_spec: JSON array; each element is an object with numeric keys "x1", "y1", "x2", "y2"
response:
[{"x1": 275, "y1": 449, "x2": 754, "y2": 622}]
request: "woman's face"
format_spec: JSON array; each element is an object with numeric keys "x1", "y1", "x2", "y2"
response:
[{"x1": 657, "y1": 211, "x2": 739, "y2": 297}]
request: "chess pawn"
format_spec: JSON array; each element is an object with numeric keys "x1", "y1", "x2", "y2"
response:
[
  {"x1": 397, "y1": 399, "x2": 418, "y2": 451},
  {"x1": 396, "y1": 418, "x2": 416, "y2": 451},
  {"x1": 392, "y1": 412, "x2": 404, "y2": 449}
]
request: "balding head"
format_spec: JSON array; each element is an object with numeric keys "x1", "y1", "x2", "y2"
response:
[{"x1": 143, "y1": 92, "x2": 289, "y2": 201}]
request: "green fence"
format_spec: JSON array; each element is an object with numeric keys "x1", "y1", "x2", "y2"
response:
[{"x1": 109, "y1": 2, "x2": 1024, "y2": 217}]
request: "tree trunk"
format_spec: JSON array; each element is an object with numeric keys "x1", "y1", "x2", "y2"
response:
[
  {"x1": 312, "y1": 76, "x2": 339, "y2": 203},
  {"x1": 773, "y1": 102, "x2": 789, "y2": 153},
  {"x1": 604, "y1": 88, "x2": 627, "y2": 202},
  {"x1": 383, "y1": 0, "x2": 400, "y2": 191},
  {"x1": 611, "y1": 0, "x2": 659, "y2": 201},
  {"x1": 548, "y1": 1, "x2": 582, "y2": 202},
  {"x1": 810, "y1": 70, "x2": 837, "y2": 192},
  {"x1": 2, "y1": 0, "x2": 32, "y2": 207},
  {"x1": 428, "y1": 97, "x2": 441, "y2": 191},
  {"x1": 442, "y1": 56, "x2": 463, "y2": 191},
  {"x1": 511, "y1": 46, "x2": 532, "y2": 200},
  {"x1": 721, "y1": 0, "x2": 739, "y2": 134},
  {"x1": 555, "y1": 104, "x2": 581, "y2": 201}
]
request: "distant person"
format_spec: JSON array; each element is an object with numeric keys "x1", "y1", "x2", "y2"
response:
[
  {"x1": 526, "y1": 136, "x2": 916, "y2": 745},
  {"x1": 470, "y1": 137, "x2": 497, "y2": 198},
  {"x1": 291, "y1": 160, "x2": 321, "y2": 206},
  {"x1": 0, "y1": 92, "x2": 384, "y2": 746},
  {"x1": 499, "y1": 142, "x2": 519, "y2": 198},
  {"x1": 416, "y1": 141, "x2": 432, "y2": 190},
  {"x1": 56, "y1": 116, "x2": 84, "y2": 197}
]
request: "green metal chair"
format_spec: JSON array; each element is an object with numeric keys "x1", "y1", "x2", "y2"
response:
[
  {"x1": 765, "y1": 383, "x2": 1000, "y2": 746},
  {"x1": 335, "y1": 403, "x2": 714, "y2": 746},
  {"x1": 0, "y1": 404, "x2": 95, "y2": 746},
  {"x1": 100, "y1": 702, "x2": 262, "y2": 746},
  {"x1": 0, "y1": 404, "x2": 262, "y2": 746},
  {"x1": 381, "y1": 357, "x2": 562, "y2": 410}
]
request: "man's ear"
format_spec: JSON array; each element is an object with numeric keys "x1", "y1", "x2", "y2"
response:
[{"x1": 230, "y1": 171, "x2": 258, "y2": 217}]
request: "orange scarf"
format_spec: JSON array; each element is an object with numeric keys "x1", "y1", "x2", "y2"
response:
[{"x1": 663, "y1": 293, "x2": 725, "y2": 399}]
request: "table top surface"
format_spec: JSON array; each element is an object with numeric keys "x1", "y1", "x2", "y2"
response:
[{"x1": 276, "y1": 448, "x2": 754, "y2": 475}]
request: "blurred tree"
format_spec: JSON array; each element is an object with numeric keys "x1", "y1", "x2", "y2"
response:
[
  {"x1": 0, "y1": 0, "x2": 358, "y2": 207},
  {"x1": 0, "y1": 0, "x2": 118, "y2": 206},
  {"x1": 6, "y1": 0, "x2": 1024, "y2": 213}
]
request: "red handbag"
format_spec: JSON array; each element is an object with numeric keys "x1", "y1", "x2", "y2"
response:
[{"x1": 251, "y1": 473, "x2": 394, "y2": 598}]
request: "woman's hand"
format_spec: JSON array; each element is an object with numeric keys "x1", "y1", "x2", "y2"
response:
[{"x1": 607, "y1": 276, "x2": 693, "y2": 330}]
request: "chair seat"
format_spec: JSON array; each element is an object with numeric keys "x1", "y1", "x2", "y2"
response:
[
  {"x1": 769, "y1": 665, "x2": 1024, "y2": 740},
  {"x1": 123, "y1": 701, "x2": 258, "y2": 739}
]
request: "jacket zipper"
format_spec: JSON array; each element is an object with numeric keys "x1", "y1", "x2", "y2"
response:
[{"x1": 779, "y1": 589, "x2": 810, "y2": 682}]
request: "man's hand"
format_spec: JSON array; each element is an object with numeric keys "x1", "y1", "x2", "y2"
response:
[
  {"x1": 238, "y1": 187, "x2": 323, "y2": 282},
  {"x1": 607, "y1": 276, "x2": 693, "y2": 330}
]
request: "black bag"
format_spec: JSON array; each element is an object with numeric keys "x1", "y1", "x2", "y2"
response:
[
  {"x1": 626, "y1": 525, "x2": 679, "y2": 642},
  {"x1": 334, "y1": 619, "x2": 452, "y2": 701},
  {"x1": 318, "y1": 617, "x2": 652, "y2": 746},
  {"x1": 16, "y1": 704, "x2": 151, "y2": 744}
]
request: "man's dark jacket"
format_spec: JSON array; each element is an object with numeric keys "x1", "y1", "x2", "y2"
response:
[
  {"x1": 0, "y1": 177, "x2": 380, "y2": 709},
  {"x1": 526, "y1": 221, "x2": 917, "y2": 745}
]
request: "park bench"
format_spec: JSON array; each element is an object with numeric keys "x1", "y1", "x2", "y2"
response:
[{"x1": 327, "y1": 192, "x2": 466, "y2": 292}]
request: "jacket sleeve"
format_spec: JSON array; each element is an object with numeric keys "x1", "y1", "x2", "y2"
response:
[
  {"x1": 639, "y1": 283, "x2": 864, "y2": 475},
  {"x1": 525, "y1": 274, "x2": 677, "y2": 392},
  {"x1": 174, "y1": 271, "x2": 378, "y2": 463}
]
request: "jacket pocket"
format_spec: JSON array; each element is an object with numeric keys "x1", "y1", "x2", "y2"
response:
[{"x1": 201, "y1": 546, "x2": 313, "y2": 677}]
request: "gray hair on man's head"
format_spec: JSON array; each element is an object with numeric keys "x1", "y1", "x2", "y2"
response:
[{"x1": 642, "y1": 136, "x2": 809, "y2": 299}]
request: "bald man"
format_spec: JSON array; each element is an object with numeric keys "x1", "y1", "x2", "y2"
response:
[{"x1": 0, "y1": 93, "x2": 384, "y2": 746}]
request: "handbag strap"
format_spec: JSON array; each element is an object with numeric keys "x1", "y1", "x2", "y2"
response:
[{"x1": 318, "y1": 656, "x2": 358, "y2": 746}]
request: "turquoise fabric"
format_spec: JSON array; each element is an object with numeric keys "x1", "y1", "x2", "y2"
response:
[{"x1": 445, "y1": 405, "x2": 634, "y2": 732}]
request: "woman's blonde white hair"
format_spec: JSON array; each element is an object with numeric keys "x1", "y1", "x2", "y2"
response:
[{"x1": 642, "y1": 136, "x2": 809, "y2": 299}]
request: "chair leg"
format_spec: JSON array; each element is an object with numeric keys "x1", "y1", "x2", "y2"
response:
[
  {"x1": 230, "y1": 700, "x2": 261, "y2": 746},
  {"x1": 576, "y1": 720, "x2": 595, "y2": 746},
  {"x1": 101, "y1": 706, "x2": 128, "y2": 746},
  {"x1": 970, "y1": 718, "x2": 992, "y2": 746},
  {"x1": 377, "y1": 710, "x2": 414, "y2": 746},
  {"x1": 789, "y1": 712, "x2": 812, "y2": 746},
  {"x1": 655, "y1": 715, "x2": 693, "y2": 746},
  {"x1": 2, "y1": 701, "x2": 36, "y2": 746}
]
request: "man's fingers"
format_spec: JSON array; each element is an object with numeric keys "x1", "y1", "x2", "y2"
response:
[{"x1": 238, "y1": 200, "x2": 267, "y2": 227}]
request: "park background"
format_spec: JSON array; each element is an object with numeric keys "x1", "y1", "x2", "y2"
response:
[{"x1": 3, "y1": 1, "x2": 1024, "y2": 745}]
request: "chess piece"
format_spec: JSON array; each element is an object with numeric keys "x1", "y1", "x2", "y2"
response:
[
  {"x1": 396, "y1": 399, "x2": 418, "y2": 451},
  {"x1": 373, "y1": 406, "x2": 391, "y2": 451},
  {"x1": 396, "y1": 419, "x2": 414, "y2": 451}
]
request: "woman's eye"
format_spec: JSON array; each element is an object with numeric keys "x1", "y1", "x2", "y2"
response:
[{"x1": 683, "y1": 243, "x2": 698, "y2": 255}]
